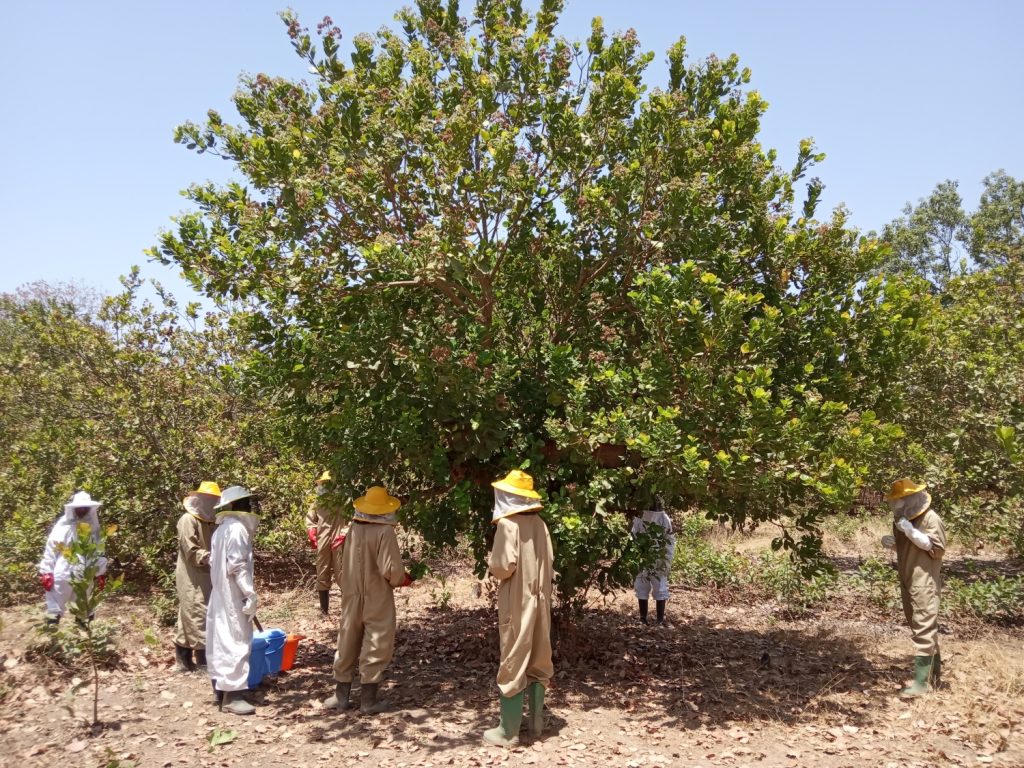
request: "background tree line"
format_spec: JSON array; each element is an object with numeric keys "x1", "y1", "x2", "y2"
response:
[{"x1": 1, "y1": 1, "x2": 1021, "y2": 612}]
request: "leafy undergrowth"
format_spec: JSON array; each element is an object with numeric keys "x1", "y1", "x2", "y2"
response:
[{"x1": 0, "y1": 562, "x2": 1023, "y2": 767}]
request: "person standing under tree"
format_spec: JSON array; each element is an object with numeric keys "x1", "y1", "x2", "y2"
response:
[
  {"x1": 631, "y1": 497, "x2": 675, "y2": 627},
  {"x1": 324, "y1": 485, "x2": 412, "y2": 713},
  {"x1": 207, "y1": 485, "x2": 261, "y2": 716},
  {"x1": 483, "y1": 470, "x2": 554, "y2": 747},
  {"x1": 306, "y1": 470, "x2": 349, "y2": 616},
  {"x1": 174, "y1": 481, "x2": 220, "y2": 672},
  {"x1": 881, "y1": 478, "x2": 947, "y2": 697}
]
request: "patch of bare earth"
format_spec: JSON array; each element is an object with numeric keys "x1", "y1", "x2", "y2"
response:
[{"x1": 1, "y1": 563, "x2": 1022, "y2": 768}]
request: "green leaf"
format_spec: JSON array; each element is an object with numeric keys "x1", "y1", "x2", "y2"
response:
[{"x1": 208, "y1": 727, "x2": 237, "y2": 747}]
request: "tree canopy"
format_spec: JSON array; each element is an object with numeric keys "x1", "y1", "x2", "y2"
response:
[{"x1": 156, "y1": 0, "x2": 931, "y2": 604}]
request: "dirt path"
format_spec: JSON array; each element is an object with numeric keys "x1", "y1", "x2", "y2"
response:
[{"x1": 2, "y1": 568, "x2": 1022, "y2": 768}]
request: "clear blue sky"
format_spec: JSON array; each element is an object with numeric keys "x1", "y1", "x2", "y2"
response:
[{"x1": 1, "y1": 1, "x2": 1021, "y2": 301}]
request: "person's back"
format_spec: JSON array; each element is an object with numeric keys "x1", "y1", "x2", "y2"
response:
[
  {"x1": 339, "y1": 521, "x2": 403, "y2": 598},
  {"x1": 328, "y1": 486, "x2": 410, "y2": 714}
]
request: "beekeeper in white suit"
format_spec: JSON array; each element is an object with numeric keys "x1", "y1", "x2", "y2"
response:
[
  {"x1": 206, "y1": 485, "x2": 260, "y2": 715},
  {"x1": 631, "y1": 497, "x2": 675, "y2": 626},
  {"x1": 38, "y1": 491, "x2": 108, "y2": 623}
]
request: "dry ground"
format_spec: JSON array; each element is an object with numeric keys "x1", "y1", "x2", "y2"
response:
[{"x1": 2, "y1": 525, "x2": 1023, "y2": 768}]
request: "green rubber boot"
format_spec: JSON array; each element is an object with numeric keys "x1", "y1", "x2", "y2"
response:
[
  {"x1": 360, "y1": 682, "x2": 389, "y2": 714},
  {"x1": 483, "y1": 692, "x2": 524, "y2": 747},
  {"x1": 527, "y1": 682, "x2": 545, "y2": 738},
  {"x1": 325, "y1": 682, "x2": 352, "y2": 711},
  {"x1": 899, "y1": 655, "x2": 935, "y2": 698}
]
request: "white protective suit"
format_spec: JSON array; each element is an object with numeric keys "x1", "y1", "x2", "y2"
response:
[
  {"x1": 632, "y1": 509, "x2": 675, "y2": 601},
  {"x1": 207, "y1": 512, "x2": 259, "y2": 692},
  {"x1": 38, "y1": 505, "x2": 108, "y2": 618}
]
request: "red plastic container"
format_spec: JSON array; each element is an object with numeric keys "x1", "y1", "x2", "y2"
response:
[{"x1": 281, "y1": 633, "x2": 304, "y2": 671}]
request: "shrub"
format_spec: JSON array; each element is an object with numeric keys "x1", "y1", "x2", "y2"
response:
[
  {"x1": 944, "y1": 575, "x2": 1024, "y2": 625},
  {"x1": 753, "y1": 551, "x2": 837, "y2": 614},
  {"x1": 671, "y1": 513, "x2": 747, "y2": 588}
]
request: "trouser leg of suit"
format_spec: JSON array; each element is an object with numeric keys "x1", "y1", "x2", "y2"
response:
[
  {"x1": 333, "y1": 595, "x2": 364, "y2": 684},
  {"x1": 45, "y1": 579, "x2": 74, "y2": 618},
  {"x1": 907, "y1": 583, "x2": 940, "y2": 655},
  {"x1": 316, "y1": 537, "x2": 336, "y2": 592},
  {"x1": 358, "y1": 596, "x2": 396, "y2": 685}
]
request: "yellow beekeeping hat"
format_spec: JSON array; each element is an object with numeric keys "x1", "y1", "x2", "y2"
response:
[
  {"x1": 352, "y1": 486, "x2": 401, "y2": 515},
  {"x1": 491, "y1": 470, "x2": 541, "y2": 500},
  {"x1": 318, "y1": 470, "x2": 332, "y2": 484},
  {"x1": 884, "y1": 478, "x2": 927, "y2": 501},
  {"x1": 185, "y1": 481, "x2": 221, "y2": 500}
]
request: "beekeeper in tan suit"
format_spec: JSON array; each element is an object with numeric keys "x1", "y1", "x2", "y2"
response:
[
  {"x1": 306, "y1": 470, "x2": 349, "y2": 615},
  {"x1": 483, "y1": 470, "x2": 554, "y2": 747},
  {"x1": 325, "y1": 485, "x2": 412, "y2": 713},
  {"x1": 881, "y1": 478, "x2": 947, "y2": 697},
  {"x1": 174, "y1": 481, "x2": 220, "y2": 672}
]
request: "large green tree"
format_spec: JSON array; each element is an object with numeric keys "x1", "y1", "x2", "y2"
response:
[{"x1": 157, "y1": 0, "x2": 926, "y2": 607}]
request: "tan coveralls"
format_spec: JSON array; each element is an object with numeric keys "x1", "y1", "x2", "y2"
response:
[
  {"x1": 174, "y1": 508, "x2": 215, "y2": 649},
  {"x1": 894, "y1": 509, "x2": 946, "y2": 655},
  {"x1": 332, "y1": 521, "x2": 406, "y2": 684},
  {"x1": 306, "y1": 496, "x2": 348, "y2": 591},
  {"x1": 488, "y1": 512, "x2": 555, "y2": 697}
]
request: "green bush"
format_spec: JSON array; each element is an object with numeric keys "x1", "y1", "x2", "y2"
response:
[
  {"x1": 28, "y1": 619, "x2": 120, "y2": 668},
  {"x1": 850, "y1": 556, "x2": 900, "y2": 611},
  {"x1": 753, "y1": 551, "x2": 837, "y2": 613},
  {"x1": 944, "y1": 575, "x2": 1024, "y2": 624},
  {"x1": 671, "y1": 513, "x2": 747, "y2": 588}
]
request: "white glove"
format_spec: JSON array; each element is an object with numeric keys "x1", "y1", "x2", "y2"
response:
[
  {"x1": 880, "y1": 534, "x2": 896, "y2": 550},
  {"x1": 242, "y1": 593, "x2": 259, "y2": 618},
  {"x1": 896, "y1": 518, "x2": 932, "y2": 552}
]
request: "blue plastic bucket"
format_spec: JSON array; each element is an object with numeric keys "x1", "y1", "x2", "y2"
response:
[
  {"x1": 263, "y1": 629, "x2": 287, "y2": 675},
  {"x1": 247, "y1": 628, "x2": 287, "y2": 688}
]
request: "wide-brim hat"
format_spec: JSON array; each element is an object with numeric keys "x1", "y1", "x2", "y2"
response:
[
  {"x1": 185, "y1": 480, "x2": 221, "y2": 501},
  {"x1": 318, "y1": 470, "x2": 332, "y2": 484},
  {"x1": 64, "y1": 491, "x2": 102, "y2": 512},
  {"x1": 884, "y1": 478, "x2": 927, "y2": 502},
  {"x1": 353, "y1": 486, "x2": 401, "y2": 515},
  {"x1": 491, "y1": 470, "x2": 541, "y2": 500},
  {"x1": 214, "y1": 485, "x2": 254, "y2": 510}
]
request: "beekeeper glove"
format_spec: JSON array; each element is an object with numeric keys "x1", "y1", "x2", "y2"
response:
[
  {"x1": 331, "y1": 533, "x2": 346, "y2": 551},
  {"x1": 896, "y1": 518, "x2": 932, "y2": 552},
  {"x1": 307, "y1": 527, "x2": 318, "y2": 548},
  {"x1": 242, "y1": 593, "x2": 258, "y2": 618},
  {"x1": 880, "y1": 534, "x2": 896, "y2": 550},
  {"x1": 40, "y1": 573, "x2": 54, "y2": 591}
]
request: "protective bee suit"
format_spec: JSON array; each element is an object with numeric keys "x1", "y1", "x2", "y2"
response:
[
  {"x1": 631, "y1": 500, "x2": 675, "y2": 625},
  {"x1": 881, "y1": 478, "x2": 947, "y2": 697},
  {"x1": 37, "y1": 491, "x2": 108, "y2": 621},
  {"x1": 174, "y1": 481, "x2": 220, "y2": 671},
  {"x1": 483, "y1": 470, "x2": 554, "y2": 748},
  {"x1": 327, "y1": 486, "x2": 410, "y2": 714},
  {"x1": 206, "y1": 486, "x2": 260, "y2": 715},
  {"x1": 306, "y1": 471, "x2": 349, "y2": 615}
]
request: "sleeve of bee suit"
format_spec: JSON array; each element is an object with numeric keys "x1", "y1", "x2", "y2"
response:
[
  {"x1": 38, "y1": 520, "x2": 61, "y2": 574},
  {"x1": 375, "y1": 526, "x2": 407, "y2": 588},
  {"x1": 919, "y1": 511, "x2": 947, "y2": 560},
  {"x1": 488, "y1": 518, "x2": 519, "y2": 580},
  {"x1": 226, "y1": 527, "x2": 256, "y2": 599},
  {"x1": 305, "y1": 498, "x2": 319, "y2": 531},
  {"x1": 179, "y1": 514, "x2": 211, "y2": 568}
]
